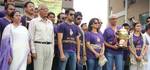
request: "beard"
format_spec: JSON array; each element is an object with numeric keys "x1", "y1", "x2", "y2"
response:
[{"x1": 8, "y1": 12, "x2": 14, "y2": 17}]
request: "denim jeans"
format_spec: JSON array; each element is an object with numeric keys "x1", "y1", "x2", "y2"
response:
[
  {"x1": 87, "y1": 58, "x2": 102, "y2": 70},
  {"x1": 52, "y1": 56, "x2": 59, "y2": 70},
  {"x1": 58, "y1": 51, "x2": 76, "y2": 70},
  {"x1": 76, "y1": 60, "x2": 83, "y2": 70},
  {"x1": 105, "y1": 52, "x2": 123, "y2": 70}
]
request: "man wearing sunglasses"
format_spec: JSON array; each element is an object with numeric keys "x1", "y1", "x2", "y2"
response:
[
  {"x1": 57, "y1": 8, "x2": 80, "y2": 70},
  {"x1": 74, "y1": 12, "x2": 86, "y2": 70},
  {"x1": 56, "y1": 12, "x2": 66, "y2": 24},
  {"x1": 52, "y1": 12, "x2": 66, "y2": 70}
]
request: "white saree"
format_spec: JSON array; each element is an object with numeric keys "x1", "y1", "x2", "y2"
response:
[{"x1": 2, "y1": 24, "x2": 30, "y2": 70}]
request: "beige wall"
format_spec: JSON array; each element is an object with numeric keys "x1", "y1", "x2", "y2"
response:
[
  {"x1": 109, "y1": 0, "x2": 124, "y2": 14},
  {"x1": 127, "y1": 0, "x2": 149, "y2": 20},
  {"x1": 109, "y1": 0, "x2": 149, "y2": 23}
]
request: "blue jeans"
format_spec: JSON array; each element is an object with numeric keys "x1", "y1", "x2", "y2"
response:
[
  {"x1": 76, "y1": 60, "x2": 83, "y2": 70},
  {"x1": 58, "y1": 51, "x2": 76, "y2": 70},
  {"x1": 87, "y1": 58, "x2": 102, "y2": 70},
  {"x1": 105, "y1": 52, "x2": 123, "y2": 70},
  {"x1": 52, "y1": 56, "x2": 59, "y2": 70}
]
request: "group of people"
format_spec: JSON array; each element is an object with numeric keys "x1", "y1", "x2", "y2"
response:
[{"x1": 0, "y1": 1, "x2": 150, "y2": 70}]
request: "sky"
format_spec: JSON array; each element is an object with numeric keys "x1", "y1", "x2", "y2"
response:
[{"x1": 74, "y1": 0, "x2": 109, "y2": 33}]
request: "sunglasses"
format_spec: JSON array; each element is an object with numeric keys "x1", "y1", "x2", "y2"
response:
[
  {"x1": 94, "y1": 22, "x2": 102, "y2": 24},
  {"x1": 77, "y1": 18, "x2": 82, "y2": 20},
  {"x1": 40, "y1": 8, "x2": 48, "y2": 11}
]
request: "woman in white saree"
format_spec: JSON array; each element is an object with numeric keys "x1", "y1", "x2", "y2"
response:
[{"x1": 1, "y1": 11, "x2": 31, "y2": 70}]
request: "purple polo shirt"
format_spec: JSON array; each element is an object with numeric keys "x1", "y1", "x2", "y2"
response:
[
  {"x1": 85, "y1": 31, "x2": 104, "y2": 59},
  {"x1": 133, "y1": 34, "x2": 143, "y2": 56},
  {"x1": 57, "y1": 22, "x2": 80, "y2": 52},
  {"x1": 103, "y1": 26, "x2": 123, "y2": 54}
]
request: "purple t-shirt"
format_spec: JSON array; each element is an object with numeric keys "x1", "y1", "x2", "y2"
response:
[
  {"x1": 54, "y1": 24, "x2": 60, "y2": 56},
  {"x1": 103, "y1": 26, "x2": 123, "y2": 54},
  {"x1": 133, "y1": 34, "x2": 143, "y2": 56},
  {"x1": 0, "y1": 18, "x2": 11, "y2": 42},
  {"x1": 21, "y1": 16, "x2": 32, "y2": 29},
  {"x1": 85, "y1": 31, "x2": 104, "y2": 59},
  {"x1": 57, "y1": 22, "x2": 80, "y2": 52},
  {"x1": 0, "y1": 10, "x2": 6, "y2": 18}
]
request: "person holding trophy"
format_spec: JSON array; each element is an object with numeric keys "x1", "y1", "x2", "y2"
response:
[
  {"x1": 85, "y1": 18, "x2": 105, "y2": 70},
  {"x1": 103, "y1": 15, "x2": 125, "y2": 70},
  {"x1": 129, "y1": 22, "x2": 148, "y2": 70}
]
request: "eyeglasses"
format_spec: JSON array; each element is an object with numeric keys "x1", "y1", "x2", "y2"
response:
[
  {"x1": 69, "y1": 13, "x2": 75, "y2": 16},
  {"x1": 40, "y1": 8, "x2": 48, "y2": 11},
  {"x1": 77, "y1": 18, "x2": 82, "y2": 20}
]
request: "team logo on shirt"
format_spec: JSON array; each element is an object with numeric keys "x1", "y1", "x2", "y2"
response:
[
  {"x1": 70, "y1": 29, "x2": 73, "y2": 36},
  {"x1": 97, "y1": 37, "x2": 100, "y2": 42}
]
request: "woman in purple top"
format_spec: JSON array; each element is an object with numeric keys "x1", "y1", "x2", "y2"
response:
[
  {"x1": 129, "y1": 22, "x2": 148, "y2": 70},
  {"x1": 85, "y1": 18, "x2": 104, "y2": 70}
]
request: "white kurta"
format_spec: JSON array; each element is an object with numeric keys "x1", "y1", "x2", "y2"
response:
[
  {"x1": 6, "y1": 24, "x2": 30, "y2": 70},
  {"x1": 144, "y1": 32, "x2": 150, "y2": 70}
]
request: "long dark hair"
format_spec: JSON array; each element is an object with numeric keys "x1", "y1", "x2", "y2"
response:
[
  {"x1": 132, "y1": 22, "x2": 141, "y2": 30},
  {"x1": 88, "y1": 18, "x2": 100, "y2": 32}
]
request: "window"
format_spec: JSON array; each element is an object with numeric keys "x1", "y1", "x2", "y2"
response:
[{"x1": 123, "y1": 0, "x2": 136, "y2": 8}]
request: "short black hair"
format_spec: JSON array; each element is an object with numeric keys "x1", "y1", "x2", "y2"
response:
[
  {"x1": 4, "y1": 3, "x2": 15, "y2": 10},
  {"x1": 146, "y1": 24, "x2": 150, "y2": 31},
  {"x1": 146, "y1": 17, "x2": 150, "y2": 22},
  {"x1": 24, "y1": 1, "x2": 34, "y2": 8},
  {"x1": 57, "y1": 12, "x2": 65, "y2": 19},
  {"x1": 47, "y1": 12, "x2": 55, "y2": 17},
  {"x1": 65, "y1": 8, "x2": 75, "y2": 15},
  {"x1": 10, "y1": 10, "x2": 20, "y2": 18},
  {"x1": 74, "y1": 12, "x2": 82, "y2": 18},
  {"x1": 81, "y1": 23, "x2": 87, "y2": 28},
  {"x1": 122, "y1": 23, "x2": 130, "y2": 27}
]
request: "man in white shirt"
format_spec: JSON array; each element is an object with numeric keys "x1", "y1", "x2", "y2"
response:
[{"x1": 29, "y1": 4, "x2": 54, "y2": 70}]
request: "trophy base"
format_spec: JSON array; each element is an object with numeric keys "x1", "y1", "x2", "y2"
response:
[{"x1": 117, "y1": 45, "x2": 128, "y2": 49}]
